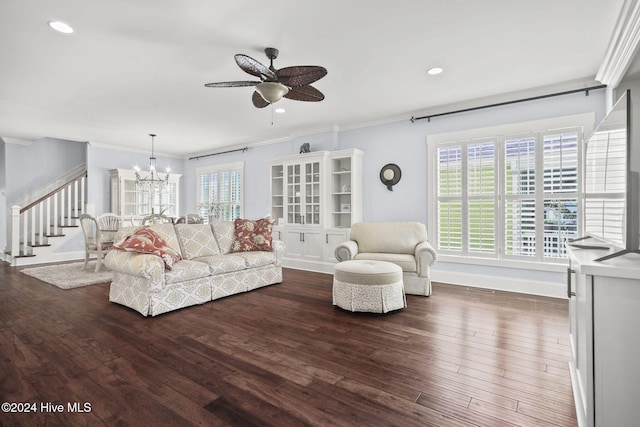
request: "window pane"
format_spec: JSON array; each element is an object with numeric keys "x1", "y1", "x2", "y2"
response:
[
  {"x1": 438, "y1": 200, "x2": 462, "y2": 251},
  {"x1": 468, "y1": 142, "x2": 495, "y2": 196},
  {"x1": 543, "y1": 199, "x2": 578, "y2": 258},
  {"x1": 543, "y1": 132, "x2": 578, "y2": 194},
  {"x1": 505, "y1": 137, "x2": 535, "y2": 195},
  {"x1": 504, "y1": 199, "x2": 536, "y2": 256},
  {"x1": 198, "y1": 166, "x2": 243, "y2": 223},
  {"x1": 468, "y1": 199, "x2": 495, "y2": 253},
  {"x1": 437, "y1": 146, "x2": 462, "y2": 197}
]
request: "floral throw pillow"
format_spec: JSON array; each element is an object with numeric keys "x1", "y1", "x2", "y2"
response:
[
  {"x1": 231, "y1": 218, "x2": 274, "y2": 252},
  {"x1": 113, "y1": 227, "x2": 182, "y2": 270}
]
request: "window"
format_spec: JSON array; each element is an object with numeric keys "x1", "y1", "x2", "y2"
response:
[
  {"x1": 196, "y1": 162, "x2": 244, "y2": 222},
  {"x1": 428, "y1": 115, "x2": 591, "y2": 264}
]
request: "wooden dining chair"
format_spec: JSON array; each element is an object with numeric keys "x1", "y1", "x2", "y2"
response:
[
  {"x1": 79, "y1": 214, "x2": 113, "y2": 273},
  {"x1": 96, "y1": 213, "x2": 120, "y2": 243}
]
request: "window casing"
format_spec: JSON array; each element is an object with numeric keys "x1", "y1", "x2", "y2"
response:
[
  {"x1": 428, "y1": 115, "x2": 591, "y2": 265},
  {"x1": 196, "y1": 162, "x2": 244, "y2": 222}
]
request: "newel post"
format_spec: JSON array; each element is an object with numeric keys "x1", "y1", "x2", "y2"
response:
[{"x1": 10, "y1": 205, "x2": 20, "y2": 259}]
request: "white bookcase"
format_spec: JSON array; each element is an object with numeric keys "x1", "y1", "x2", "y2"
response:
[
  {"x1": 110, "y1": 168, "x2": 181, "y2": 217},
  {"x1": 269, "y1": 149, "x2": 364, "y2": 272}
]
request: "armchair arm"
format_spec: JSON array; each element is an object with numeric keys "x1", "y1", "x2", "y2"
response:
[
  {"x1": 272, "y1": 240, "x2": 285, "y2": 266},
  {"x1": 335, "y1": 240, "x2": 359, "y2": 262},
  {"x1": 415, "y1": 241, "x2": 437, "y2": 277}
]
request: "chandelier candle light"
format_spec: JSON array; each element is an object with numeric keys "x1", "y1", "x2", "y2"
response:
[{"x1": 135, "y1": 133, "x2": 170, "y2": 191}]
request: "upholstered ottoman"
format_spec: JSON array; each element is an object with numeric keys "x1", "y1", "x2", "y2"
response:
[{"x1": 333, "y1": 260, "x2": 406, "y2": 313}]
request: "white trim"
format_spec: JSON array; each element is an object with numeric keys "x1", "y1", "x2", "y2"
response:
[
  {"x1": 596, "y1": 0, "x2": 640, "y2": 87},
  {"x1": 1, "y1": 137, "x2": 35, "y2": 145},
  {"x1": 431, "y1": 269, "x2": 566, "y2": 299},
  {"x1": 436, "y1": 254, "x2": 567, "y2": 272}
]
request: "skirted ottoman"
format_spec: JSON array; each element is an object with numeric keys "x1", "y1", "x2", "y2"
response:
[{"x1": 333, "y1": 260, "x2": 406, "y2": 313}]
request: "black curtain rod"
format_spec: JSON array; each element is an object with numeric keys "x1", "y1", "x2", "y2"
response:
[
  {"x1": 188, "y1": 146, "x2": 248, "y2": 160},
  {"x1": 410, "y1": 84, "x2": 607, "y2": 123}
]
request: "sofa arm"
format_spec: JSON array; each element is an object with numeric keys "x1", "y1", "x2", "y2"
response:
[
  {"x1": 335, "y1": 240, "x2": 359, "y2": 262},
  {"x1": 415, "y1": 241, "x2": 437, "y2": 277},
  {"x1": 272, "y1": 240, "x2": 285, "y2": 266},
  {"x1": 104, "y1": 250, "x2": 165, "y2": 285}
]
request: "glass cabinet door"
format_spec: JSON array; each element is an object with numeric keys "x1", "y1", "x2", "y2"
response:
[
  {"x1": 287, "y1": 164, "x2": 302, "y2": 224},
  {"x1": 305, "y1": 161, "x2": 321, "y2": 225}
]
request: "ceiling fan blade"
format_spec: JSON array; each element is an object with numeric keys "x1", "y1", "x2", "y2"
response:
[
  {"x1": 204, "y1": 81, "x2": 260, "y2": 88},
  {"x1": 276, "y1": 66, "x2": 327, "y2": 87},
  {"x1": 284, "y1": 85, "x2": 325, "y2": 102},
  {"x1": 252, "y1": 91, "x2": 270, "y2": 108},
  {"x1": 235, "y1": 54, "x2": 277, "y2": 81}
]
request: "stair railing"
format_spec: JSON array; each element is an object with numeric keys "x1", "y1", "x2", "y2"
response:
[{"x1": 9, "y1": 172, "x2": 87, "y2": 259}]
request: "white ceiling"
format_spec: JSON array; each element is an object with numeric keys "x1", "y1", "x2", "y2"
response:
[{"x1": 0, "y1": 0, "x2": 626, "y2": 157}]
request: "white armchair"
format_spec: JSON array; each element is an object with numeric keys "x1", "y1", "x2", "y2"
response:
[{"x1": 334, "y1": 222, "x2": 437, "y2": 295}]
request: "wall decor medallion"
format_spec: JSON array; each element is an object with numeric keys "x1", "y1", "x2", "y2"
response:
[{"x1": 380, "y1": 163, "x2": 401, "y2": 191}]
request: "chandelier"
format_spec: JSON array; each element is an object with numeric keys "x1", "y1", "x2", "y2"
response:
[{"x1": 135, "y1": 133, "x2": 169, "y2": 190}]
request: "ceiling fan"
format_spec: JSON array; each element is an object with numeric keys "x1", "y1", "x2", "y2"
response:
[{"x1": 205, "y1": 47, "x2": 327, "y2": 108}]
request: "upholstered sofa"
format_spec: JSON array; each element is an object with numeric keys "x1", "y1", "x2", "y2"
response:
[
  {"x1": 104, "y1": 221, "x2": 284, "y2": 316},
  {"x1": 334, "y1": 222, "x2": 437, "y2": 296}
]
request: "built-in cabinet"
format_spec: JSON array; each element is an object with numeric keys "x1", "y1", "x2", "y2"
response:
[
  {"x1": 567, "y1": 243, "x2": 640, "y2": 427},
  {"x1": 110, "y1": 168, "x2": 181, "y2": 217},
  {"x1": 269, "y1": 149, "x2": 363, "y2": 272}
]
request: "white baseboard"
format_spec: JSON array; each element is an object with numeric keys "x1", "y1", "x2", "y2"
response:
[
  {"x1": 11, "y1": 251, "x2": 85, "y2": 267},
  {"x1": 282, "y1": 258, "x2": 336, "y2": 274}
]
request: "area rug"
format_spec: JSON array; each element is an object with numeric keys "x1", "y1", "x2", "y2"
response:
[{"x1": 20, "y1": 261, "x2": 112, "y2": 289}]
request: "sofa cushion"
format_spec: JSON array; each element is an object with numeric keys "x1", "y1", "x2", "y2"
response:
[
  {"x1": 354, "y1": 252, "x2": 417, "y2": 273},
  {"x1": 175, "y1": 224, "x2": 220, "y2": 259},
  {"x1": 231, "y1": 218, "x2": 274, "y2": 252},
  {"x1": 148, "y1": 223, "x2": 183, "y2": 257},
  {"x1": 193, "y1": 253, "x2": 247, "y2": 274},
  {"x1": 211, "y1": 222, "x2": 235, "y2": 254},
  {"x1": 350, "y1": 222, "x2": 427, "y2": 254},
  {"x1": 113, "y1": 227, "x2": 182, "y2": 270},
  {"x1": 164, "y1": 260, "x2": 212, "y2": 285},
  {"x1": 242, "y1": 251, "x2": 277, "y2": 268}
]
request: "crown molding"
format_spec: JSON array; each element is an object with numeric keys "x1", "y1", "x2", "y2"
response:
[
  {"x1": 596, "y1": 0, "x2": 640, "y2": 87},
  {"x1": 0, "y1": 136, "x2": 35, "y2": 145}
]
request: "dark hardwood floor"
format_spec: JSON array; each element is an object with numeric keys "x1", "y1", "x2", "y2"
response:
[{"x1": 0, "y1": 263, "x2": 576, "y2": 426}]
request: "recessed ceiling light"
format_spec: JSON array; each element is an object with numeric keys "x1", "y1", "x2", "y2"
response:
[
  {"x1": 427, "y1": 67, "x2": 443, "y2": 75},
  {"x1": 48, "y1": 21, "x2": 74, "y2": 34},
  {"x1": 275, "y1": 108, "x2": 286, "y2": 114}
]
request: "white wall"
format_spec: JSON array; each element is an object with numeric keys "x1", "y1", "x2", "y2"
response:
[{"x1": 4, "y1": 137, "x2": 87, "y2": 204}]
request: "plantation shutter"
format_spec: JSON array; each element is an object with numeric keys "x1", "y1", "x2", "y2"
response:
[
  {"x1": 436, "y1": 145, "x2": 463, "y2": 252},
  {"x1": 467, "y1": 141, "x2": 497, "y2": 254},
  {"x1": 197, "y1": 164, "x2": 243, "y2": 222},
  {"x1": 504, "y1": 136, "x2": 536, "y2": 257}
]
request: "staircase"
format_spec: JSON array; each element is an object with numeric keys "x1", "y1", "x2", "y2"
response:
[{"x1": 4, "y1": 171, "x2": 87, "y2": 267}]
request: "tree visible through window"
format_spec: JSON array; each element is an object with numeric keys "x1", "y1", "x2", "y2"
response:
[{"x1": 431, "y1": 127, "x2": 581, "y2": 263}]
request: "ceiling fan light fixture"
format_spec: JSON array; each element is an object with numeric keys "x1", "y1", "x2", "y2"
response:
[{"x1": 255, "y1": 82, "x2": 289, "y2": 104}]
